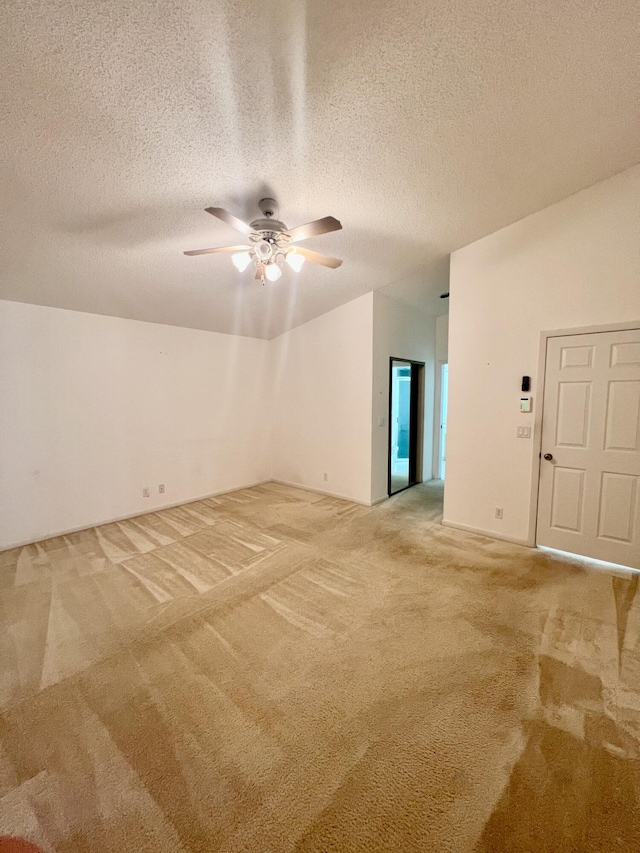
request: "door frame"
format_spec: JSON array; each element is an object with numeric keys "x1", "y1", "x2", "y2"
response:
[
  {"x1": 436, "y1": 361, "x2": 448, "y2": 480},
  {"x1": 388, "y1": 357, "x2": 425, "y2": 496},
  {"x1": 530, "y1": 320, "x2": 640, "y2": 548}
]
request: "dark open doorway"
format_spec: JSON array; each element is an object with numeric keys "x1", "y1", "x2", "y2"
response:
[{"x1": 388, "y1": 358, "x2": 425, "y2": 496}]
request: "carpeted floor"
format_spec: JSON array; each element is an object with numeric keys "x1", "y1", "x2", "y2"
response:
[{"x1": 1, "y1": 481, "x2": 640, "y2": 852}]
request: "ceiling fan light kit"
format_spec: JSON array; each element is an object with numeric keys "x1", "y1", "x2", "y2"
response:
[
  {"x1": 184, "y1": 198, "x2": 342, "y2": 284},
  {"x1": 286, "y1": 250, "x2": 305, "y2": 272},
  {"x1": 265, "y1": 263, "x2": 282, "y2": 282},
  {"x1": 231, "y1": 252, "x2": 252, "y2": 272}
]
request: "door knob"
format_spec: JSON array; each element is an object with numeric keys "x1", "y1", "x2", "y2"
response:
[{"x1": 543, "y1": 453, "x2": 553, "y2": 461}]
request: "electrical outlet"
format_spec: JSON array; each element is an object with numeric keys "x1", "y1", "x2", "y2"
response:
[
  {"x1": 158, "y1": 484, "x2": 165, "y2": 494},
  {"x1": 495, "y1": 507, "x2": 503, "y2": 519},
  {"x1": 323, "y1": 472, "x2": 328, "y2": 481},
  {"x1": 378, "y1": 416, "x2": 385, "y2": 427},
  {"x1": 143, "y1": 488, "x2": 150, "y2": 498}
]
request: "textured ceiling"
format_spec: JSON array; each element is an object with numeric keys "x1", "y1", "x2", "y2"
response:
[{"x1": 1, "y1": 0, "x2": 639, "y2": 339}]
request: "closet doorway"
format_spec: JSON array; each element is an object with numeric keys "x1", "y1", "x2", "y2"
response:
[{"x1": 388, "y1": 359, "x2": 425, "y2": 495}]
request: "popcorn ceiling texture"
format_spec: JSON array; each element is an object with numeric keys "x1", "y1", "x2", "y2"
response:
[{"x1": 1, "y1": 0, "x2": 639, "y2": 338}]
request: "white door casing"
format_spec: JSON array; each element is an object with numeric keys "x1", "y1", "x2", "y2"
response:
[{"x1": 537, "y1": 328, "x2": 640, "y2": 569}]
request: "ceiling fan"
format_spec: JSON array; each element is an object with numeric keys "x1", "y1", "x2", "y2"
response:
[{"x1": 183, "y1": 198, "x2": 343, "y2": 283}]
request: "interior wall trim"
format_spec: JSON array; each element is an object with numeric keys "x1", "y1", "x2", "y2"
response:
[
  {"x1": 271, "y1": 479, "x2": 374, "y2": 506},
  {"x1": 370, "y1": 495, "x2": 389, "y2": 506},
  {"x1": 441, "y1": 518, "x2": 534, "y2": 548},
  {"x1": 1, "y1": 479, "x2": 273, "y2": 551}
]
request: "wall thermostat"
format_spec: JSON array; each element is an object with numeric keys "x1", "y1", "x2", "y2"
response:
[{"x1": 520, "y1": 396, "x2": 532, "y2": 413}]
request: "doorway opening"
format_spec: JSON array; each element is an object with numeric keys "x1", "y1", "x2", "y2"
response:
[
  {"x1": 388, "y1": 358, "x2": 425, "y2": 496},
  {"x1": 439, "y1": 363, "x2": 448, "y2": 480},
  {"x1": 536, "y1": 326, "x2": 640, "y2": 570}
]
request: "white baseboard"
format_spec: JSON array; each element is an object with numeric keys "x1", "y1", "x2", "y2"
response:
[
  {"x1": 441, "y1": 518, "x2": 534, "y2": 548},
  {"x1": 4, "y1": 479, "x2": 432, "y2": 551},
  {"x1": 370, "y1": 495, "x2": 388, "y2": 506},
  {"x1": 271, "y1": 479, "x2": 374, "y2": 506},
  {"x1": 1, "y1": 479, "x2": 273, "y2": 551}
]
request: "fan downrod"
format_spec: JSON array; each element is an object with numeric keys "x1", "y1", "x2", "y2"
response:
[{"x1": 258, "y1": 198, "x2": 279, "y2": 219}]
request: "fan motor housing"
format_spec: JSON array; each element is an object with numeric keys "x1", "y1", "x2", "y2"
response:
[
  {"x1": 252, "y1": 198, "x2": 287, "y2": 236},
  {"x1": 250, "y1": 218, "x2": 287, "y2": 236}
]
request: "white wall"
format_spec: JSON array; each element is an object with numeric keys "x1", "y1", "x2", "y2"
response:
[
  {"x1": 371, "y1": 292, "x2": 436, "y2": 503},
  {"x1": 436, "y1": 313, "x2": 449, "y2": 363},
  {"x1": 444, "y1": 164, "x2": 640, "y2": 544},
  {"x1": 270, "y1": 293, "x2": 374, "y2": 504},
  {"x1": 1, "y1": 287, "x2": 443, "y2": 547},
  {"x1": 0, "y1": 301, "x2": 272, "y2": 548},
  {"x1": 433, "y1": 313, "x2": 449, "y2": 477}
]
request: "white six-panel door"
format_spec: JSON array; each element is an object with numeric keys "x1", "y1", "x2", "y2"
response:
[{"x1": 537, "y1": 328, "x2": 640, "y2": 569}]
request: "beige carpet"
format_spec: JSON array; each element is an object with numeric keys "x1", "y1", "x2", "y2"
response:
[{"x1": 1, "y1": 481, "x2": 640, "y2": 852}]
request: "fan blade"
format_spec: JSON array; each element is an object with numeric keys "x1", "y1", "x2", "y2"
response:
[
  {"x1": 255, "y1": 264, "x2": 265, "y2": 280},
  {"x1": 205, "y1": 207, "x2": 256, "y2": 237},
  {"x1": 285, "y1": 216, "x2": 342, "y2": 243},
  {"x1": 294, "y1": 247, "x2": 343, "y2": 269},
  {"x1": 184, "y1": 245, "x2": 252, "y2": 256}
]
